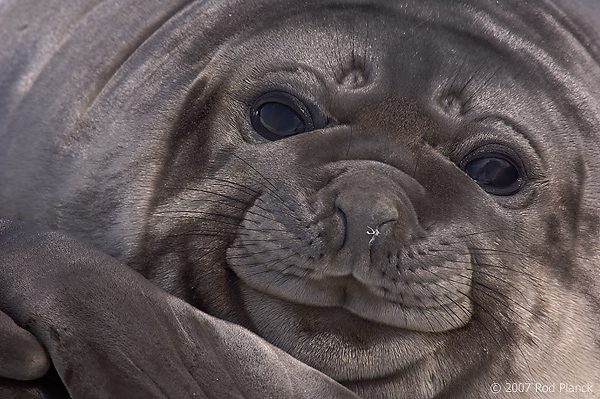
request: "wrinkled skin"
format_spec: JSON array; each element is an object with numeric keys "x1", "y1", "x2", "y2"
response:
[{"x1": 1, "y1": 0, "x2": 599, "y2": 398}]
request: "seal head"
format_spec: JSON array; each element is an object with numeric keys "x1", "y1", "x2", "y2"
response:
[{"x1": 142, "y1": 1, "x2": 600, "y2": 396}]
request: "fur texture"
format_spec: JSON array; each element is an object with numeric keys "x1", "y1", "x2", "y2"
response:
[{"x1": 1, "y1": 0, "x2": 599, "y2": 398}]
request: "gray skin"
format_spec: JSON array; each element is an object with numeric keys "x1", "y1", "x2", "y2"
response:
[{"x1": 1, "y1": 0, "x2": 599, "y2": 398}]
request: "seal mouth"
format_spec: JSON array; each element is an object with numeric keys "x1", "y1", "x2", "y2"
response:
[{"x1": 227, "y1": 256, "x2": 472, "y2": 332}]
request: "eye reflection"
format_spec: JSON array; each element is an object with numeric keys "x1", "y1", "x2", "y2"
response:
[
  {"x1": 465, "y1": 157, "x2": 522, "y2": 195},
  {"x1": 257, "y1": 103, "x2": 305, "y2": 137}
]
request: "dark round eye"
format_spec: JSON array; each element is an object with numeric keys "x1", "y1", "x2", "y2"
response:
[
  {"x1": 461, "y1": 145, "x2": 525, "y2": 195},
  {"x1": 250, "y1": 92, "x2": 314, "y2": 141},
  {"x1": 257, "y1": 103, "x2": 304, "y2": 135}
]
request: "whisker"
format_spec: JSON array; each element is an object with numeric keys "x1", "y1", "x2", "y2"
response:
[
  {"x1": 412, "y1": 140, "x2": 424, "y2": 179},
  {"x1": 466, "y1": 290, "x2": 533, "y2": 375},
  {"x1": 453, "y1": 228, "x2": 511, "y2": 239},
  {"x1": 445, "y1": 291, "x2": 505, "y2": 351},
  {"x1": 154, "y1": 210, "x2": 244, "y2": 222},
  {"x1": 158, "y1": 192, "x2": 281, "y2": 223},
  {"x1": 430, "y1": 294, "x2": 465, "y2": 330},
  {"x1": 230, "y1": 153, "x2": 296, "y2": 214},
  {"x1": 472, "y1": 281, "x2": 551, "y2": 331},
  {"x1": 430, "y1": 246, "x2": 540, "y2": 264},
  {"x1": 225, "y1": 244, "x2": 302, "y2": 260},
  {"x1": 163, "y1": 186, "x2": 251, "y2": 207},
  {"x1": 233, "y1": 237, "x2": 302, "y2": 244},
  {"x1": 462, "y1": 66, "x2": 502, "y2": 113},
  {"x1": 199, "y1": 177, "x2": 262, "y2": 196},
  {"x1": 436, "y1": 257, "x2": 545, "y2": 291},
  {"x1": 165, "y1": 231, "x2": 241, "y2": 240},
  {"x1": 420, "y1": 266, "x2": 540, "y2": 363},
  {"x1": 443, "y1": 57, "x2": 468, "y2": 99}
]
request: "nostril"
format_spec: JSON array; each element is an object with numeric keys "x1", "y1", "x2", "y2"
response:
[
  {"x1": 367, "y1": 219, "x2": 397, "y2": 249},
  {"x1": 335, "y1": 205, "x2": 348, "y2": 250},
  {"x1": 334, "y1": 191, "x2": 401, "y2": 250},
  {"x1": 376, "y1": 219, "x2": 397, "y2": 230}
]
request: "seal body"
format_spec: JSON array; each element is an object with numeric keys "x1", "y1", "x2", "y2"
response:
[{"x1": 1, "y1": 0, "x2": 599, "y2": 398}]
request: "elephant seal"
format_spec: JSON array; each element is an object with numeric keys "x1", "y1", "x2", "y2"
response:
[{"x1": 1, "y1": 0, "x2": 599, "y2": 398}]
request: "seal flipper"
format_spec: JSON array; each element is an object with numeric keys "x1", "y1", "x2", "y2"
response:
[
  {"x1": 0, "y1": 215, "x2": 358, "y2": 399},
  {"x1": 0, "y1": 310, "x2": 50, "y2": 381}
]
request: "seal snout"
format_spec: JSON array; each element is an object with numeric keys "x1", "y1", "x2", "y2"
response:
[
  {"x1": 327, "y1": 166, "x2": 423, "y2": 263},
  {"x1": 227, "y1": 160, "x2": 473, "y2": 332},
  {"x1": 333, "y1": 188, "x2": 399, "y2": 252}
]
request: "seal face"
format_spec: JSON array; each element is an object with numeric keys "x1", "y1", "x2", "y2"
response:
[
  {"x1": 1, "y1": 0, "x2": 599, "y2": 398},
  {"x1": 131, "y1": 2, "x2": 600, "y2": 397}
]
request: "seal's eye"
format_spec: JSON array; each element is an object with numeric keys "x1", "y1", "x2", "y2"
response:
[
  {"x1": 250, "y1": 92, "x2": 314, "y2": 141},
  {"x1": 460, "y1": 145, "x2": 525, "y2": 196}
]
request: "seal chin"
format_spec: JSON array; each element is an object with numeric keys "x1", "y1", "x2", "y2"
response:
[{"x1": 237, "y1": 283, "x2": 444, "y2": 381}]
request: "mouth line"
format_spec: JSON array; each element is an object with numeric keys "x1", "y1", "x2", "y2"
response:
[
  {"x1": 232, "y1": 264, "x2": 453, "y2": 309},
  {"x1": 229, "y1": 263, "x2": 472, "y2": 332}
]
